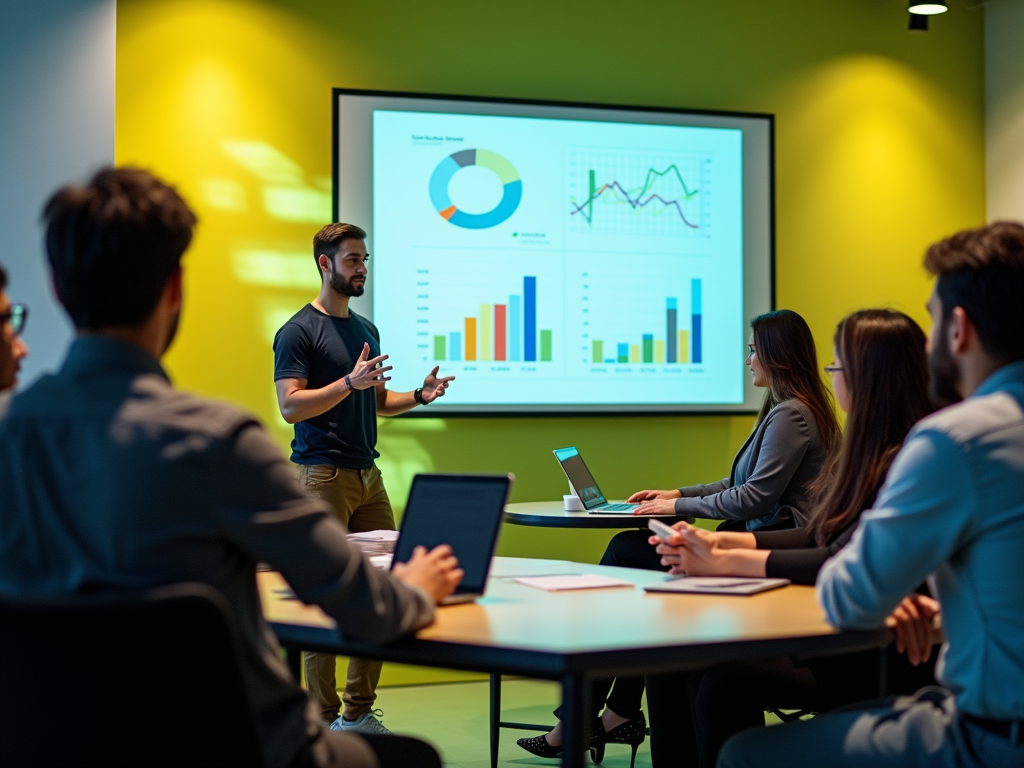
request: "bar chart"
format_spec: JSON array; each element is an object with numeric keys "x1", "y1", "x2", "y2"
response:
[
  {"x1": 432, "y1": 276, "x2": 554, "y2": 363},
  {"x1": 588, "y1": 279, "x2": 703, "y2": 366}
]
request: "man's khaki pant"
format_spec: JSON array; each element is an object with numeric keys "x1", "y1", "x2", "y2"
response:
[{"x1": 296, "y1": 463, "x2": 395, "y2": 723}]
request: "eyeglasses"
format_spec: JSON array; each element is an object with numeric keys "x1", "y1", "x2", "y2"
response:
[
  {"x1": 823, "y1": 364, "x2": 843, "y2": 376},
  {"x1": 0, "y1": 304, "x2": 28, "y2": 336}
]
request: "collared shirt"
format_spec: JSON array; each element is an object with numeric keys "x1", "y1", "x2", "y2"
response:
[
  {"x1": 0, "y1": 337, "x2": 434, "y2": 768},
  {"x1": 817, "y1": 361, "x2": 1024, "y2": 720}
]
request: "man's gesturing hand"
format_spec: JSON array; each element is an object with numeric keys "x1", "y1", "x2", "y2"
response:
[
  {"x1": 419, "y1": 366, "x2": 455, "y2": 403},
  {"x1": 347, "y1": 342, "x2": 393, "y2": 390},
  {"x1": 391, "y1": 544, "x2": 464, "y2": 604}
]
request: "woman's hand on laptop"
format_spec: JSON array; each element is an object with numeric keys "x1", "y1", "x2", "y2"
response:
[
  {"x1": 627, "y1": 488, "x2": 682, "y2": 503},
  {"x1": 392, "y1": 544, "x2": 464, "y2": 604},
  {"x1": 633, "y1": 498, "x2": 677, "y2": 516}
]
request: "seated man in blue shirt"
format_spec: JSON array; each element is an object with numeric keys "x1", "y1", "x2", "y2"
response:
[
  {"x1": 719, "y1": 221, "x2": 1024, "y2": 768},
  {"x1": 0, "y1": 168, "x2": 463, "y2": 768}
]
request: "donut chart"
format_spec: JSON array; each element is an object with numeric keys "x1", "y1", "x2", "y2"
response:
[{"x1": 429, "y1": 149, "x2": 522, "y2": 229}]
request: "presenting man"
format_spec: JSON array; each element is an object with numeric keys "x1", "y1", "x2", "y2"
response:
[
  {"x1": 274, "y1": 223, "x2": 454, "y2": 734},
  {"x1": 0, "y1": 262, "x2": 30, "y2": 418},
  {"x1": 0, "y1": 168, "x2": 462, "y2": 768},
  {"x1": 717, "y1": 221, "x2": 1024, "y2": 767}
]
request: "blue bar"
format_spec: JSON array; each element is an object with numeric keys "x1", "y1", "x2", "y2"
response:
[
  {"x1": 449, "y1": 332, "x2": 461, "y2": 362},
  {"x1": 666, "y1": 297, "x2": 677, "y2": 310},
  {"x1": 605, "y1": 358, "x2": 615, "y2": 364},
  {"x1": 617, "y1": 342, "x2": 629, "y2": 363},
  {"x1": 691, "y1": 278, "x2": 702, "y2": 363},
  {"x1": 524, "y1": 276, "x2": 537, "y2": 361},
  {"x1": 692, "y1": 315, "x2": 702, "y2": 363},
  {"x1": 509, "y1": 295, "x2": 521, "y2": 362}
]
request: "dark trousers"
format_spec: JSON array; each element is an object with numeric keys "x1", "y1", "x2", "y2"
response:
[
  {"x1": 554, "y1": 530, "x2": 667, "y2": 723},
  {"x1": 645, "y1": 649, "x2": 938, "y2": 768}
]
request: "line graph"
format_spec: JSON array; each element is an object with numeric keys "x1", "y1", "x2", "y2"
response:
[{"x1": 566, "y1": 150, "x2": 710, "y2": 237}]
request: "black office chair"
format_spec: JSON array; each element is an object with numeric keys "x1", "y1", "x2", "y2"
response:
[{"x1": 0, "y1": 582, "x2": 266, "y2": 767}]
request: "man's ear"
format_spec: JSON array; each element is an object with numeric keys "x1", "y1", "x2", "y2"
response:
[
  {"x1": 318, "y1": 254, "x2": 331, "y2": 275},
  {"x1": 165, "y1": 267, "x2": 184, "y2": 312},
  {"x1": 947, "y1": 306, "x2": 971, "y2": 355}
]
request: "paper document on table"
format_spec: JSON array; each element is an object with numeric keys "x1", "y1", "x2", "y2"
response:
[
  {"x1": 515, "y1": 575, "x2": 634, "y2": 591},
  {"x1": 347, "y1": 530, "x2": 400, "y2": 541},
  {"x1": 368, "y1": 554, "x2": 393, "y2": 570},
  {"x1": 644, "y1": 576, "x2": 790, "y2": 596},
  {"x1": 348, "y1": 530, "x2": 399, "y2": 555}
]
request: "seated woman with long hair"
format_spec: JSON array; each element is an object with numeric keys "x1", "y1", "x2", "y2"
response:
[
  {"x1": 518, "y1": 309, "x2": 841, "y2": 764},
  {"x1": 645, "y1": 308, "x2": 937, "y2": 768}
]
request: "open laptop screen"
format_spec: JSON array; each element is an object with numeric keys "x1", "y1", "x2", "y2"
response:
[
  {"x1": 391, "y1": 474, "x2": 511, "y2": 595},
  {"x1": 553, "y1": 447, "x2": 607, "y2": 509}
]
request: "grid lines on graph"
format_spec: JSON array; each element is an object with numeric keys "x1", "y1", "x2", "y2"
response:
[{"x1": 566, "y1": 149, "x2": 709, "y2": 236}]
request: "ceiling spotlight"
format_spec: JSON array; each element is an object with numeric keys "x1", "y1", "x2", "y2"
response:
[
  {"x1": 908, "y1": 13, "x2": 929, "y2": 30},
  {"x1": 908, "y1": 2, "x2": 948, "y2": 14}
]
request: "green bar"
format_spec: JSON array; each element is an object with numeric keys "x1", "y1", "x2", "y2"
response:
[
  {"x1": 642, "y1": 337, "x2": 653, "y2": 363},
  {"x1": 587, "y1": 169, "x2": 596, "y2": 224},
  {"x1": 540, "y1": 330, "x2": 553, "y2": 362},
  {"x1": 433, "y1": 335, "x2": 446, "y2": 361},
  {"x1": 592, "y1": 339, "x2": 603, "y2": 364}
]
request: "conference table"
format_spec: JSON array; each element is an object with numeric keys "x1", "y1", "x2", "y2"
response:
[{"x1": 260, "y1": 556, "x2": 889, "y2": 768}]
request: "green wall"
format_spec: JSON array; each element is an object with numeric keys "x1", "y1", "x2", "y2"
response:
[{"x1": 116, "y1": 0, "x2": 985, "y2": 682}]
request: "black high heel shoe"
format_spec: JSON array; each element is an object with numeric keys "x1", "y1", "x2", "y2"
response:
[
  {"x1": 516, "y1": 719, "x2": 606, "y2": 762},
  {"x1": 600, "y1": 711, "x2": 646, "y2": 768}
]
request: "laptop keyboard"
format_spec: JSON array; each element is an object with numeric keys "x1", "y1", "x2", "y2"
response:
[{"x1": 598, "y1": 503, "x2": 635, "y2": 511}]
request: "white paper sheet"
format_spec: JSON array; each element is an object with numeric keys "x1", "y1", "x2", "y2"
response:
[{"x1": 514, "y1": 574, "x2": 634, "y2": 591}]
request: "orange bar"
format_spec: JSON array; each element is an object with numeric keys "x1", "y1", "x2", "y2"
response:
[
  {"x1": 440, "y1": 205, "x2": 457, "y2": 221},
  {"x1": 494, "y1": 304, "x2": 507, "y2": 361},
  {"x1": 464, "y1": 317, "x2": 477, "y2": 361}
]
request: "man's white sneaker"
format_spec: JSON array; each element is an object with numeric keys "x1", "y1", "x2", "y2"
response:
[{"x1": 328, "y1": 709, "x2": 391, "y2": 735}]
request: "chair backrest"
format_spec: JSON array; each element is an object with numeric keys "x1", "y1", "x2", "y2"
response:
[{"x1": 0, "y1": 583, "x2": 266, "y2": 767}]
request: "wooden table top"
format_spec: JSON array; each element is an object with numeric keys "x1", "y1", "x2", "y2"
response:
[
  {"x1": 503, "y1": 501, "x2": 676, "y2": 528},
  {"x1": 260, "y1": 557, "x2": 887, "y2": 678}
]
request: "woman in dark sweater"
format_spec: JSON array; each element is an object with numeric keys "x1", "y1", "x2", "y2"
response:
[
  {"x1": 519, "y1": 309, "x2": 842, "y2": 764},
  {"x1": 645, "y1": 308, "x2": 936, "y2": 768}
]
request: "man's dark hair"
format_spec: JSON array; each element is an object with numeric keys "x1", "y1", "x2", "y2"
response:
[
  {"x1": 41, "y1": 167, "x2": 197, "y2": 329},
  {"x1": 0, "y1": 262, "x2": 7, "y2": 292},
  {"x1": 924, "y1": 221, "x2": 1024, "y2": 364},
  {"x1": 312, "y1": 223, "x2": 366, "y2": 277}
]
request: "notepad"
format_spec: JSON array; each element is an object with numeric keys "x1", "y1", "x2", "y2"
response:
[
  {"x1": 515, "y1": 574, "x2": 634, "y2": 591},
  {"x1": 644, "y1": 576, "x2": 790, "y2": 596}
]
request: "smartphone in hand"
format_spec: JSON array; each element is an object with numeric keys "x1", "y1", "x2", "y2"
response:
[{"x1": 648, "y1": 518, "x2": 677, "y2": 542}]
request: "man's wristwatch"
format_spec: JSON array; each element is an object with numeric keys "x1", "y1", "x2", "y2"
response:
[{"x1": 414, "y1": 387, "x2": 426, "y2": 405}]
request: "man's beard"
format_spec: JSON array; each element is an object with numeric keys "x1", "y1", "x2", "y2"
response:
[
  {"x1": 329, "y1": 267, "x2": 364, "y2": 297},
  {"x1": 928, "y1": 319, "x2": 963, "y2": 408}
]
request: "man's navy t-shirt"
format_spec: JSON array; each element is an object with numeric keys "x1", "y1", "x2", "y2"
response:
[{"x1": 273, "y1": 304, "x2": 380, "y2": 469}]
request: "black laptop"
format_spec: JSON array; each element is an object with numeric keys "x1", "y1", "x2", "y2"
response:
[
  {"x1": 390, "y1": 473, "x2": 513, "y2": 604},
  {"x1": 553, "y1": 447, "x2": 639, "y2": 514}
]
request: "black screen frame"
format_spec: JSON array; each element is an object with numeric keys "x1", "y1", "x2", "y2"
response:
[{"x1": 390, "y1": 473, "x2": 512, "y2": 595}]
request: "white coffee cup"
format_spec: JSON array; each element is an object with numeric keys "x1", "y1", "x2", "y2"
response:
[{"x1": 563, "y1": 494, "x2": 584, "y2": 511}]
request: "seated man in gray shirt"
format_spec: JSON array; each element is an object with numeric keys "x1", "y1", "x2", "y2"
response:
[
  {"x1": 719, "y1": 222, "x2": 1024, "y2": 768},
  {"x1": 0, "y1": 167, "x2": 463, "y2": 768}
]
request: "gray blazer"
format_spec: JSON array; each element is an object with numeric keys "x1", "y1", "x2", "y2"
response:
[{"x1": 674, "y1": 398, "x2": 827, "y2": 530}]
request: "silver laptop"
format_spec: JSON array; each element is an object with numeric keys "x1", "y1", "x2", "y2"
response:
[
  {"x1": 553, "y1": 447, "x2": 638, "y2": 514},
  {"x1": 390, "y1": 473, "x2": 513, "y2": 605}
]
